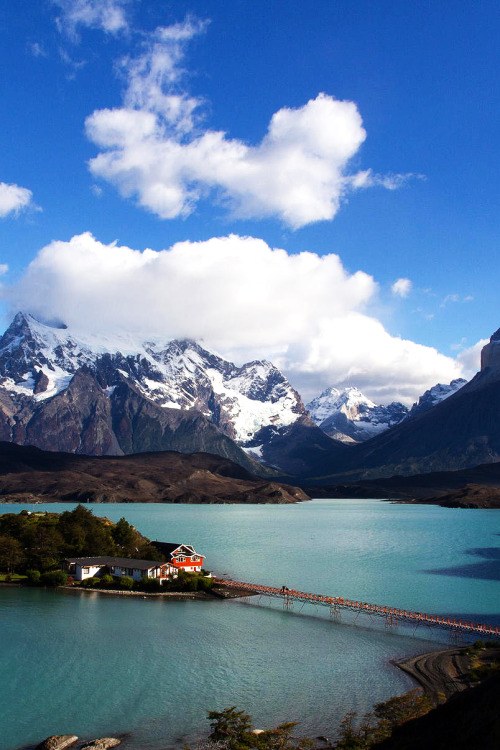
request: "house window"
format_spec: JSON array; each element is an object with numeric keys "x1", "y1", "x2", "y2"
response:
[
  {"x1": 83, "y1": 567, "x2": 89, "y2": 574},
  {"x1": 177, "y1": 556, "x2": 186, "y2": 562}
]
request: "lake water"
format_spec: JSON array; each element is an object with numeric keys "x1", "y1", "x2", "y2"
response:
[{"x1": 0, "y1": 499, "x2": 499, "y2": 750}]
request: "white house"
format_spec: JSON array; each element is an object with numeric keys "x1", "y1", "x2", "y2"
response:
[{"x1": 64, "y1": 556, "x2": 176, "y2": 582}]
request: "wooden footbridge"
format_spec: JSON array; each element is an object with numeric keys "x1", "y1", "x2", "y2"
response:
[{"x1": 215, "y1": 578, "x2": 500, "y2": 638}]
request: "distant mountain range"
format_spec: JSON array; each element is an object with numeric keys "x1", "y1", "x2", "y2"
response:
[
  {"x1": 306, "y1": 329, "x2": 500, "y2": 482},
  {"x1": 1, "y1": 311, "x2": 499, "y2": 484}
]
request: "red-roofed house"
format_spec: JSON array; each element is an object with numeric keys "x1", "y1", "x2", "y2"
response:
[{"x1": 152, "y1": 542, "x2": 205, "y2": 572}]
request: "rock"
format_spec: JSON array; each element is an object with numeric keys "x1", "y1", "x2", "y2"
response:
[
  {"x1": 35, "y1": 736, "x2": 78, "y2": 750},
  {"x1": 80, "y1": 739, "x2": 121, "y2": 750}
]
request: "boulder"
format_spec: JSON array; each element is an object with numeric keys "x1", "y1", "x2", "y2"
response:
[
  {"x1": 80, "y1": 739, "x2": 121, "y2": 750},
  {"x1": 35, "y1": 736, "x2": 78, "y2": 750}
]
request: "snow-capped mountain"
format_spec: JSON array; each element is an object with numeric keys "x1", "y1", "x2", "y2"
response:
[
  {"x1": 408, "y1": 378, "x2": 467, "y2": 417},
  {"x1": 306, "y1": 386, "x2": 409, "y2": 443},
  {"x1": 0, "y1": 312, "x2": 306, "y2": 463}
]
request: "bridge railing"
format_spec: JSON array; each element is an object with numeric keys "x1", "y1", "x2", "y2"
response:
[{"x1": 215, "y1": 578, "x2": 500, "y2": 637}]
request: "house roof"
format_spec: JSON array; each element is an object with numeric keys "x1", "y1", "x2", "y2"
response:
[
  {"x1": 65, "y1": 556, "x2": 170, "y2": 570},
  {"x1": 152, "y1": 542, "x2": 200, "y2": 557}
]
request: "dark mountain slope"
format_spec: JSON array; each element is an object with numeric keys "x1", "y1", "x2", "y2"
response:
[
  {"x1": 307, "y1": 332, "x2": 500, "y2": 482},
  {"x1": 0, "y1": 441, "x2": 309, "y2": 504},
  {"x1": 377, "y1": 671, "x2": 500, "y2": 750}
]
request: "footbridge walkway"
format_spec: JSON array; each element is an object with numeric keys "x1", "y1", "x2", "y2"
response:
[{"x1": 215, "y1": 578, "x2": 500, "y2": 638}]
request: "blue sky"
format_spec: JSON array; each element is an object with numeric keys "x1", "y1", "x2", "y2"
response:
[{"x1": 0, "y1": 0, "x2": 499, "y2": 403}]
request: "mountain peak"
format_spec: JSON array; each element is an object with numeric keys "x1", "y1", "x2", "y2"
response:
[{"x1": 481, "y1": 329, "x2": 500, "y2": 373}]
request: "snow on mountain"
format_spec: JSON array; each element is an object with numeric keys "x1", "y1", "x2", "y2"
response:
[
  {"x1": 408, "y1": 378, "x2": 467, "y2": 417},
  {"x1": 306, "y1": 386, "x2": 408, "y2": 443},
  {"x1": 0, "y1": 312, "x2": 305, "y2": 447}
]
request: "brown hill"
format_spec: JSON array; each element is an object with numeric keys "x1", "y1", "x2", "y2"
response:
[{"x1": 0, "y1": 442, "x2": 309, "y2": 504}]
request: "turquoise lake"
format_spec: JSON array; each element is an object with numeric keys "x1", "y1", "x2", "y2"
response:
[{"x1": 0, "y1": 499, "x2": 499, "y2": 750}]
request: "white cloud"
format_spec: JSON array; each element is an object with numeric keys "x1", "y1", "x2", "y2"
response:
[
  {"x1": 85, "y1": 18, "x2": 413, "y2": 229},
  {"x1": 457, "y1": 338, "x2": 488, "y2": 375},
  {"x1": 391, "y1": 277, "x2": 412, "y2": 297},
  {"x1": 6, "y1": 232, "x2": 464, "y2": 403},
  {"x1": 52, "y1": 0, "x2": 131, "y2": 38},
  {"x1": 29, "y1": 42, "x2": 48, "y2": 58},
  {"x1": 0, "y1": 182, "x2": 37, "y2": 218},
  {"x1": 0, "y1": 264, "x2": 8, "y2": 275},
  {"x1": 440, "y1": 293, "x2": 473, "y2": 308}
]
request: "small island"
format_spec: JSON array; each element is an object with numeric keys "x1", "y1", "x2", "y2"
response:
[{"x1": 0, "y1": 505, "x2": 215, "y2": 594}]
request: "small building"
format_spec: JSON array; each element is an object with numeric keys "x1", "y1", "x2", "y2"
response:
[
  {"x1": 64, "y1": 556, "x2": 176, "y2": 582},
  {"x1": 151, "y1": 542, "x2": 205, "y2": 573}
]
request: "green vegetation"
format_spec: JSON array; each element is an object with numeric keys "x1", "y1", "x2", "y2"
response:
[
  {"x1": 206, "y1": 706, "x2": 311, "y2": 750},
  {"x1": 200, "y1": 691, "x2": 435, "y2": 750},
  {"x1": 0, "y1": 506, "x2": 213, "y2": 591},
  {"x1": 464, "y1": 640, "x2": 500, "y2": 683},
  {"x1": 332, "y1": 689, "x2": 433, "y2": 749},
  {"x1": 73, "y1": 568, "x2": 213, "y2": 594}
]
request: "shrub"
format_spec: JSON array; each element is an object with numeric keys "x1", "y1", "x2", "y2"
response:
[
  {"x1": 100, "y1": 574, "x2": 114, "y2": 587},
  {"x1": 140, "y1": 577, "x2": 163, "y2": 592},
  {"x1": 119, "y1": 575, "x2": 135, "y2": 590},
  {"x1": 26, "y1": 569, "x2": 41, "y2": 584},
  {"x1": 41, "y1": 570, "x2": 68, "y2": 587},
  {"x1": 81, "y1": 576, "x2": 101, "y2": 588},
  {"x1": 197, "y1": 576, "x2": 214, "y2": 592}
]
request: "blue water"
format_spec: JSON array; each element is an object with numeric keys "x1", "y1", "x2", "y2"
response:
[{"x1": 0, "y1": 499, "x2": 499, "y2": 750}]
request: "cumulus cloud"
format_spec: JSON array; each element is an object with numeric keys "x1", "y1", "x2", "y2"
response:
[
  {"x1": 5, "y1": 232, "x2": 463, "y2": 403},
  {"x1": 391, "y1": 277, "x2": 412, "y2": 297},
  {"x1": 52, "y1": 0, "x2": 131, "y2": 38},
  {"x1": 85, "y1": 18, "x2": 413, "y2": 228},
  {"x1": 456, "y1": 338, "x2": 488, "y2": 375},
  {"x1": 0, "y1": 182, "x2": 37, "y2": 218}
]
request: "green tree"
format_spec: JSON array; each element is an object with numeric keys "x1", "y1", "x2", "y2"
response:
[
  {"x1": 0, "y1": 535, "x2": 25, "y2": 573},
  {"x1": 40, "y1": 570, "x2": 68, "y2": 586},
  {"x1": 208, "y1": 707, "x2": 253, "y2": 748},
  {"x1": 112, "y1": 517, "x2": 136, "y2": 553}
]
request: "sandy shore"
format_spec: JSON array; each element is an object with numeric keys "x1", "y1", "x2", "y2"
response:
[{"x1": 395, "y1": 647, "x2": 473, "y2": 699}]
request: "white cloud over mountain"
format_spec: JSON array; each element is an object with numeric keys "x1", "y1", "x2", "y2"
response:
[
  {"x1": 5, "y1": 232, "x2": 463, "y2": 403},
  {"x1": 85, "y1": 18, "x2": 412, "y2": 228},
  {"x1": 0, "y1": 182, "x2": 37, "y2": 218}
]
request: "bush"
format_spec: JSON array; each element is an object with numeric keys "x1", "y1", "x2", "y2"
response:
[
  {"x1": 41, "y1": 570, "x2": 68, "y2": 587},
  {"x1": 81, "y1": 576, "x2": 101, "y2": 588},
  {"x1": 197, "y1": 576, "x2": 214, "y2": 592},
  {"x1": 100, "y1": 574, "x2": 114, "y2": 587},
  {"x1": 140, "y1": 576, "x2": 163, "y2": 592},
  {"x1": 26, "y1": 569, "x2": 41, "y2": 584},
  {"x1": 119, "y1": 575, "x2": 135, "y2": 590}
]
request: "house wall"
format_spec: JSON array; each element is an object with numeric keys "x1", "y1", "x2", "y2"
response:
[
  {"x1": 75, "y1": 564, "x2": 105, "y2": 581},
  {"x1": 172, "y1": 555, "x2": 204, "y2": 573},
  {"x1": 109, "y1": 565, "x2": 147, "y2": 581}
]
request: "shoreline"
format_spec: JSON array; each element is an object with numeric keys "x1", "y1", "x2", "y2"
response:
[{"x1": 394, "y1": 647, "x2": 474, "y2": 699}]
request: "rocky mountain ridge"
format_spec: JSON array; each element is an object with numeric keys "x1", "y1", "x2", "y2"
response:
[
  {"x1": 0, "y1": 312, "x2": 310, "y2": 469},
  {"x1": 306, "y1": 386, "x2": 409, "y2": 443},
  {"x1": 305, "y1": 328, "x2": 500, "y2": 481}
]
